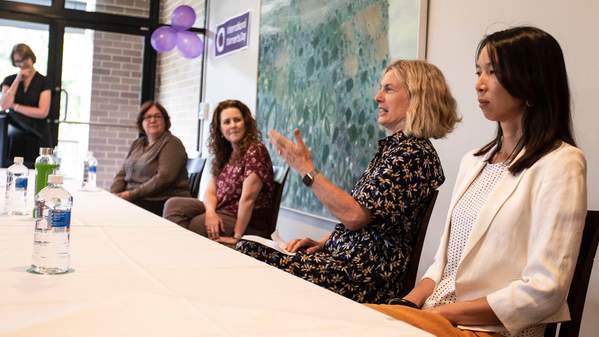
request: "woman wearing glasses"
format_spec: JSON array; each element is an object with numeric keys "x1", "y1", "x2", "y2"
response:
[
  {"x1": 111, "y1": 101, "x2": 190, "y2": 215},
  {"x1": 0, "y1": 43, "x2": 52, "y2": 166}
]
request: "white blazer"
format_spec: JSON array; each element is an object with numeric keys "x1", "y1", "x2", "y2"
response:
[{"x1": 422, "y1": 142, "x2": 587, "y2": 335}]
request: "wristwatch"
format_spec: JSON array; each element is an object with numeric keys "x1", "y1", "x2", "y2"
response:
[
  {"x1": 302, "y1": 169, "x2": 319, "y2": 187},
  {"x1": 388, "y1": 298, "x2": 421, "y2": 309}
]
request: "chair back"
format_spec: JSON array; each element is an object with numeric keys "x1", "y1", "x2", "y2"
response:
[
  {"x1": 267, "y1": 165, "x2": 289, "y2": 234},
  {"x1": 187, "y1": 156, "x2": 207, "y2": 198},
  {"x1": 399, "y1": 190, "x2": 439, "y2": 297},
  {"x1": 544, "y1": 210, "x2": 599, "y2": 337}
]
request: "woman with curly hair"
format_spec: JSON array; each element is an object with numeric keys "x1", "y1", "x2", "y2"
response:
[{"x1": 163, "y1": 99, "x2": 275, "y2": 246}]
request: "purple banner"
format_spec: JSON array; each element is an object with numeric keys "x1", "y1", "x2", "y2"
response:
[{"x1": 215, "y1": 11, "x2": 250, "y2": 57}]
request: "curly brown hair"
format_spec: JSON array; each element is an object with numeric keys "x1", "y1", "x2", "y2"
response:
[{"x1": 208, "y1": 100, "x2": 262, "y2": 175}]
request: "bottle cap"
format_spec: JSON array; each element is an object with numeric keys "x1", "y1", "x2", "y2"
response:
[
  {"x1": 48, "y1": 174, "x2": 63, "y2": 184},
  {"x1": 13, "y1": 156, "x2": 24, "y2": 165},
  {"x1": 39, "y1": 147, "x2": 53, "y2": 155}
]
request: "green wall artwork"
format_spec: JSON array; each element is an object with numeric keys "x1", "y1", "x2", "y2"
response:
[{"x1": 257, "y1": 0, "x2": 424, "y2": 219}]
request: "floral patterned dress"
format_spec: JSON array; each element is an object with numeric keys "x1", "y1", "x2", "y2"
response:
[
  {"x1": 237, "y1": 131, "x2": 445, "y2": 303},
  {"x1": 216, "y1": 142, "x2": 275, "y2": 234}
]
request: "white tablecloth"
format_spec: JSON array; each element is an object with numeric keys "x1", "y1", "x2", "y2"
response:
[{"x1": 0, "y1": 172, "x2": 432, "y2": 337}]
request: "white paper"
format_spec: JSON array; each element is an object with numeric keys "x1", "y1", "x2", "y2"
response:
[{"x1": 241, "y1": 230, "x2": 295, "y2": 255}]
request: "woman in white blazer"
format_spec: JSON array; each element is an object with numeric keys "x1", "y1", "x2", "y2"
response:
[{"x1": 368, "y1": 26, "x2": 587, "y2": 337}]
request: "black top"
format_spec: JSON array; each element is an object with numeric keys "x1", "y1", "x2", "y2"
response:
[{"x1": 1, "y1": 72, "x2": 52, "y2": 144}]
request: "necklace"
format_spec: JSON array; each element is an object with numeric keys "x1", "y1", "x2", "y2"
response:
[{"x1": 492, "y1": 150, "x2": 512, "y2": 164}]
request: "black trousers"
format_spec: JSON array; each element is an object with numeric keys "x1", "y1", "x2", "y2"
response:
[
  {"x1": 129, "y1": 198, "x2": 167, "y2": 216},
  {"x1": 8, "y1": 125, "x2": 40, "y2": 168}
]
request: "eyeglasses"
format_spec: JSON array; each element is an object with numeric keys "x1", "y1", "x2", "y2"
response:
[
  {"x1": 143, "y1": 114, "x2": 164, "y2": 121},
  {"x1": 13, "y1": 56, "x2": 30, "y2": 65}
]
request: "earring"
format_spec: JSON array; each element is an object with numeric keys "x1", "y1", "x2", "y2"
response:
[{"x1": 526, "y1": 100, "x2": 534, "y2": 107}]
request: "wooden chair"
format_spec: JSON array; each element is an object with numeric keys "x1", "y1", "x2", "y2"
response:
[
  {"x1": 187, "y1": 156, "x2": 206, "y2": 198},
  {"x1": 266, "y1": 165, "x2": 289, "y2": 235},
  {"x1": 398, "y1": 190, "x2": 439, "y2": 297},
  {"x1": 544, "y1": 210, "x2": 599, "y2": 337}
]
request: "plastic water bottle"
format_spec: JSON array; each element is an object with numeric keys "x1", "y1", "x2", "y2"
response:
[
  {"x1": 29, "y1": 175, "x2": 73, "y2": 275},
  {"x1": 34, "y1": 147, "x2": 59, "y2": 194},
  {"x1": 82, "y1": 151, "x2": 97, "y2": 190},
  {"x1": 4, "y1": 156, "x2": 29, "y2": 215}
]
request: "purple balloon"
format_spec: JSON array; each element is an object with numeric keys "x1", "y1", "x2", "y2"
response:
[
  {"x1": 171, "y1": 5, "x2": 196, "y2": 31},
  {"x1": 176, "y1": 31, "x2": 203, "y2": 59},
  {"x1": 151, "y1": 26, "x2": 177, "y2": 52}
]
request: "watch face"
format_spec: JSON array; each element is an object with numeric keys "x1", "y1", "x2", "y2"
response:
[{"x1": 302, "y1": 173, "x2": 313, "y2": 186}]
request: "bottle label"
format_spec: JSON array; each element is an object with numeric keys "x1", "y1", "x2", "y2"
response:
[
  {"x1": 49, "y1": 209, "x2": 71, "y2": 228},
  {"x1": 33, "y1": 200, "x2": 48, "y2": 230},
  {"x1": 15, "y1": 177, "x2": 28, "y2": 189},
  {"x1": 82, "y1": 162, "x2": 89, "y2": 183},
  {"x1": 89, "y1": 165, "x2": 97, "y2": 173}
]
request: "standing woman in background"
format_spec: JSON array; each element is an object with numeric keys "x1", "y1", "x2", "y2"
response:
[
  {"x1": 111, "y1": 101, "x2": 190, "y2": 216},
  {"x1": 163, "y1": 99, "x2": 275, "y2": 246},
  {"x1": 0, "y1": 43, "x2": 52, "y2": 166},
  {"x1": 368, "y1": 26, "x2": 587, "y2": 337}
]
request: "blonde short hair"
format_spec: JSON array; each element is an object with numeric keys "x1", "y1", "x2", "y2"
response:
[{"x1": 385, "y1": 60, "x2": 460, "y2": 139}]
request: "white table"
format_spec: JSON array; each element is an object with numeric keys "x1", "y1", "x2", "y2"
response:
[{"x1": 0, "y1": 172, "x2": 432, "y2": 337}]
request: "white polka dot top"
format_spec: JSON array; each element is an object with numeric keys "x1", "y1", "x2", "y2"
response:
[{"x1": 422, "y1": 162, "x2": 544, "y2": 337}]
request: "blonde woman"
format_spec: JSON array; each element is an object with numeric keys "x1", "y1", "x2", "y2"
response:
[
  {"x1": 368, "y1": 26, "x2": 586, "y2": 337},
  {"x1": 238, "y1": 60, "x2": 460, "y2": 303}
]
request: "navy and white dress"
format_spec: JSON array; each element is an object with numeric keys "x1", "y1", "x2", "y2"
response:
[{"x1": 237, "y1": 131, "x2": 445, "y2": 303}]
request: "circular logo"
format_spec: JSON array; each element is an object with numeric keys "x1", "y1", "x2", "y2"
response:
[{"x1": 216, "y1": 27, "x2": 225, "y2": 53}]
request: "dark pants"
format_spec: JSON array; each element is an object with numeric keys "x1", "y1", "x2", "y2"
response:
[
  {"x1": 130, "y1": 198, "x2": 167, "y2": 217},
  {"x1": 8, "y1": 125, "x2": 40, "y2": 168}
]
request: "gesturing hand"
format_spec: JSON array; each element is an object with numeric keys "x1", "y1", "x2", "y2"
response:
[{"x1": 268, "y1": 128, "x2": 314, "y2": 176}]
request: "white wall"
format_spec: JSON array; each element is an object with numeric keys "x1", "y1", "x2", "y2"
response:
[
  {"x1": 205, "y1": 1, "x2": 599, "y2": 336},
  {"x1": 202, "y1": 0, "x2": 261, "y2": 155},
  {"x1": 424, "y1": 1, "x2": 599, "y2": 336}
]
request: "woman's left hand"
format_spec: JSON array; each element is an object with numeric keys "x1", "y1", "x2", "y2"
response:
[
  {"x1": 269, "y1": 128, "x2": 314, "y2": 175},
  {"x1": 117, "y1": 191, "x2": 132, "y2": 200},
  {"x1": 215, "y1": 236, "x2": 239, "y2": 247}
]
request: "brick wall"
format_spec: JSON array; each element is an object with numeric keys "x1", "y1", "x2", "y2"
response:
[
  {"x1": 86, "y1": 0, "x2": 206, "y2": 188},
  {"x1": 89, "y1": 31, "x2": 144, "y2": 189},
  {"x1": 156, "y1": 0, "x2": 205, "y2": 156},
  {"x1": 85, "y1": 0, "x2": 150, "y2": 17}
]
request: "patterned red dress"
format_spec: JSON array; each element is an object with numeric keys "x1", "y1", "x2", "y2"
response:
[{"x1": 216, "y1": 142, "x2": 275, "y2": 233}]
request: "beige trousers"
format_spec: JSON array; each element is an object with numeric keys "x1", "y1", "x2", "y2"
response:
[{"x1": 162, "y1": 197, "x2": 237, "y2": 237}]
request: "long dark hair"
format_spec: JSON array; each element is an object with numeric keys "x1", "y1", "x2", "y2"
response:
[
  {"x1": 208, "y1": 100, "x2": 261, "y2": 175},
  {"x1": 474, "y1": 26, "x2": 575, "y2": 174}
]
